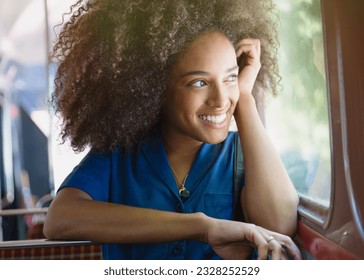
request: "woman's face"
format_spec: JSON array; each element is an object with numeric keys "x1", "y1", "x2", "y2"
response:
[{"x1": 163, "y1": 31, "x2": 239, "y2": 145}]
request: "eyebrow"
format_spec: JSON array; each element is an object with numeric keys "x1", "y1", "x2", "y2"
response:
[{"x1": 180, "y1": 65, "x2": 239, "y2": 78}]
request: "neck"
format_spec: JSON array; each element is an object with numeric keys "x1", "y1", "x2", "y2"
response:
[{"x1": 161, "y1": 128, "x2": 202, "y2": 181}]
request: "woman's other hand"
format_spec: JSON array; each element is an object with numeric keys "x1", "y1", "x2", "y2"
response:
[{"x1": 205, "y1": 217, "x2": 302, "y2": 260}]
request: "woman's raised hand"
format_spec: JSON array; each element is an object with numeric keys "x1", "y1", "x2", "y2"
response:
[{"x1": 236, "y1": 38, "x2": 262, "y2": 96}]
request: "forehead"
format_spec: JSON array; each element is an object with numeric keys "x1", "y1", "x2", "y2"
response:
[{"x1": 172, "y1": 31, "x2": 237, "y2": 74}]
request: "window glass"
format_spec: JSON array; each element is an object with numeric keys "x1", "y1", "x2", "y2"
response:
[
  {"x1": 0, "y1": 0, "x2": 84, "y2": 241},
  {"x1": 266, "y1": 0, "x2": 331, "y2": 206},
  {"x1": 1, "y1": 0, "x2": 49, "y2": 241}
]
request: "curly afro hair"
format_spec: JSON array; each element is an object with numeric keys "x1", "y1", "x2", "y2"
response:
[{"x1": 51, "y1": 0, "x2": 279, "y2": 152}]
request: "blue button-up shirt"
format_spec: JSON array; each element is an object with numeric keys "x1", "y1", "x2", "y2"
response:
[{"x1": 61, "y1": 131, "x2": 239, "y2": 259}]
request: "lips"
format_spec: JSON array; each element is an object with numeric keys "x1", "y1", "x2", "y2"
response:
[{"x1": 198, "y1": 113, "x2": 226, "y2": 124}]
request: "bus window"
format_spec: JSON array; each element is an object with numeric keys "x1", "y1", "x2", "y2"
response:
[
  {"x1": 266, "y1": 0, "x2": 331, "y2": 212},
  {"x1": 0, "y1": 0, "x2": 85, "y2": 241}
]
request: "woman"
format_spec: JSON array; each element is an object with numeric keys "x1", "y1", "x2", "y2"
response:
[{"x1": 44, "y1": 0, "x2": 301, "y2": 260}]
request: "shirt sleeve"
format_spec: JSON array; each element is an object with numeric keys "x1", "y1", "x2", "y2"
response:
[{"x1": 59, "y1": 149, "x2": 111, "y2": 202}]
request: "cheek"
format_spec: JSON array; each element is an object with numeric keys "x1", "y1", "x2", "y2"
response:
[
  {"x1": 165, "y1": 89, "x2": 200, "y2": 117},
  {"x1": 184, "y1": 95, "x2": 206, "y2": 110},
  {"x1": 176, "y1": 90, "x2": 206, "y2": 110},
  {"x1": 230, "y1": 87, "x2": 240, "y2": 105}
]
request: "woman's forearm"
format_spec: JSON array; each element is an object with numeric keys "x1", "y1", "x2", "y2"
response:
[
  {"x1": 44, "y1": 188, "x2": 209, "y2": 244},
  {"x1": 234, "y1": 95, "x2": 299, "y2": 236}
]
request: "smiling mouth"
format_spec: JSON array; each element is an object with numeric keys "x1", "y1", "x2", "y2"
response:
[{"x1": 198, "y1": 113, "x2": 227, "y2": 124}]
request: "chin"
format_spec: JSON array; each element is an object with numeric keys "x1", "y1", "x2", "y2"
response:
[{"x1": 200, "y1": 130, "x2": 229, "y2": 145}]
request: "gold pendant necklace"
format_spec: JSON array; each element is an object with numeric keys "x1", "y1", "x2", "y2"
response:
[
  {"x1": 178, "y1": 177, "x2": 190, "y2": 198},
  {"x1": 170, "y1": 166, "x2": 190, "y2": 198}
]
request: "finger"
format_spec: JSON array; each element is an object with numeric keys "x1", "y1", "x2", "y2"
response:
[
  {"x1": 280, "y1": 238, "x2": 302, "y2": 260},
  {"x1": 258, "y1": 227, "x2": 302, "y2": 260},
  {"x1": 242, "y1": 224, "x2": 269, "y2": 260},
  {"x1": 271, "y1": 235, "x2": 302, "y2": 260},
  {"x1": 261, "y1": 234, "x2": 283, "y2": 260},
  {"x1": 236, "y1": 44, "x2": 260, "y2": 65},
  {"x1": 236, "y1": 44, "x2": 260, "y2": 59},
  {"x1": 280, "y1": 248, "x2": 289, "y2": 260},
  {"x1": 236, "y1": 39, "x2": 261, "y2": 58},
  {"x1": 236, "y1": 38, "x2": 261, "y2": 49},
  {"x1": 249, "y1": 231, "x2": 269, "y2": 260},
  {"x1": 267, "y1": 239, "x2": 283, "y2": 260}
]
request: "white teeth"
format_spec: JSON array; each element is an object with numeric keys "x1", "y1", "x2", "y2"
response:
[{"x1": 199, "y1": 113, "x2": 226, "y2": 124}]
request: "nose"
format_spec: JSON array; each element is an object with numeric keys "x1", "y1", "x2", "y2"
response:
[{"x1": 206, "y1": 83, "x2": 228, "y2": 108}]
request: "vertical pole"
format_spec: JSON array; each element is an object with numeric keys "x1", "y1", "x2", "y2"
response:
[{"x1": 43, "y1": 0, "x2": 55, "y2": 194}]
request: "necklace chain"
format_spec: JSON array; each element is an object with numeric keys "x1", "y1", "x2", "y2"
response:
[
  {"x1": 170, "y1": 166, "x2": 188, "y2": 188},
  {"x1": 169, "y1": 165, "x2": 190, "y2": 198}
]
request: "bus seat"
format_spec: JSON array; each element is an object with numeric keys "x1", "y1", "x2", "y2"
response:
[{"x1": 0, "y1": 239, "x2": 102, "y2": 260}]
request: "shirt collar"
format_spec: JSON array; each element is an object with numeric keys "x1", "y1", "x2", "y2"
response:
[{"x1": 140, "y1": 132, "x2": 222, "y2": 200}]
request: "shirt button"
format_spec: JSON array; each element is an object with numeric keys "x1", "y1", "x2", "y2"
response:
[
  {"x1": 172, "y1": 245, "x2": 182, "y2": 255},
  {"x1": 176, "y1": 203, "x2": 183, "y2": 213}
]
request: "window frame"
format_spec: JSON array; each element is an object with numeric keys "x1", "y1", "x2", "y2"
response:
[{"x1": 294, "y1": 0, "x2": 364, "y2": 259}]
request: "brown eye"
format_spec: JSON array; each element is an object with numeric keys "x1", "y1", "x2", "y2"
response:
[
  {"x1": 190, "y1": 80, "x2": 207, "y2": 87},
  {"x1": 226, "y1": 74, "x2": 237, "y2": 82}
]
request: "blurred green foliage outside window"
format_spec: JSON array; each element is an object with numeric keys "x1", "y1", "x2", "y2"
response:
[{"x1": 266, "y1": 0, "x2": 331, "y2": 206}]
